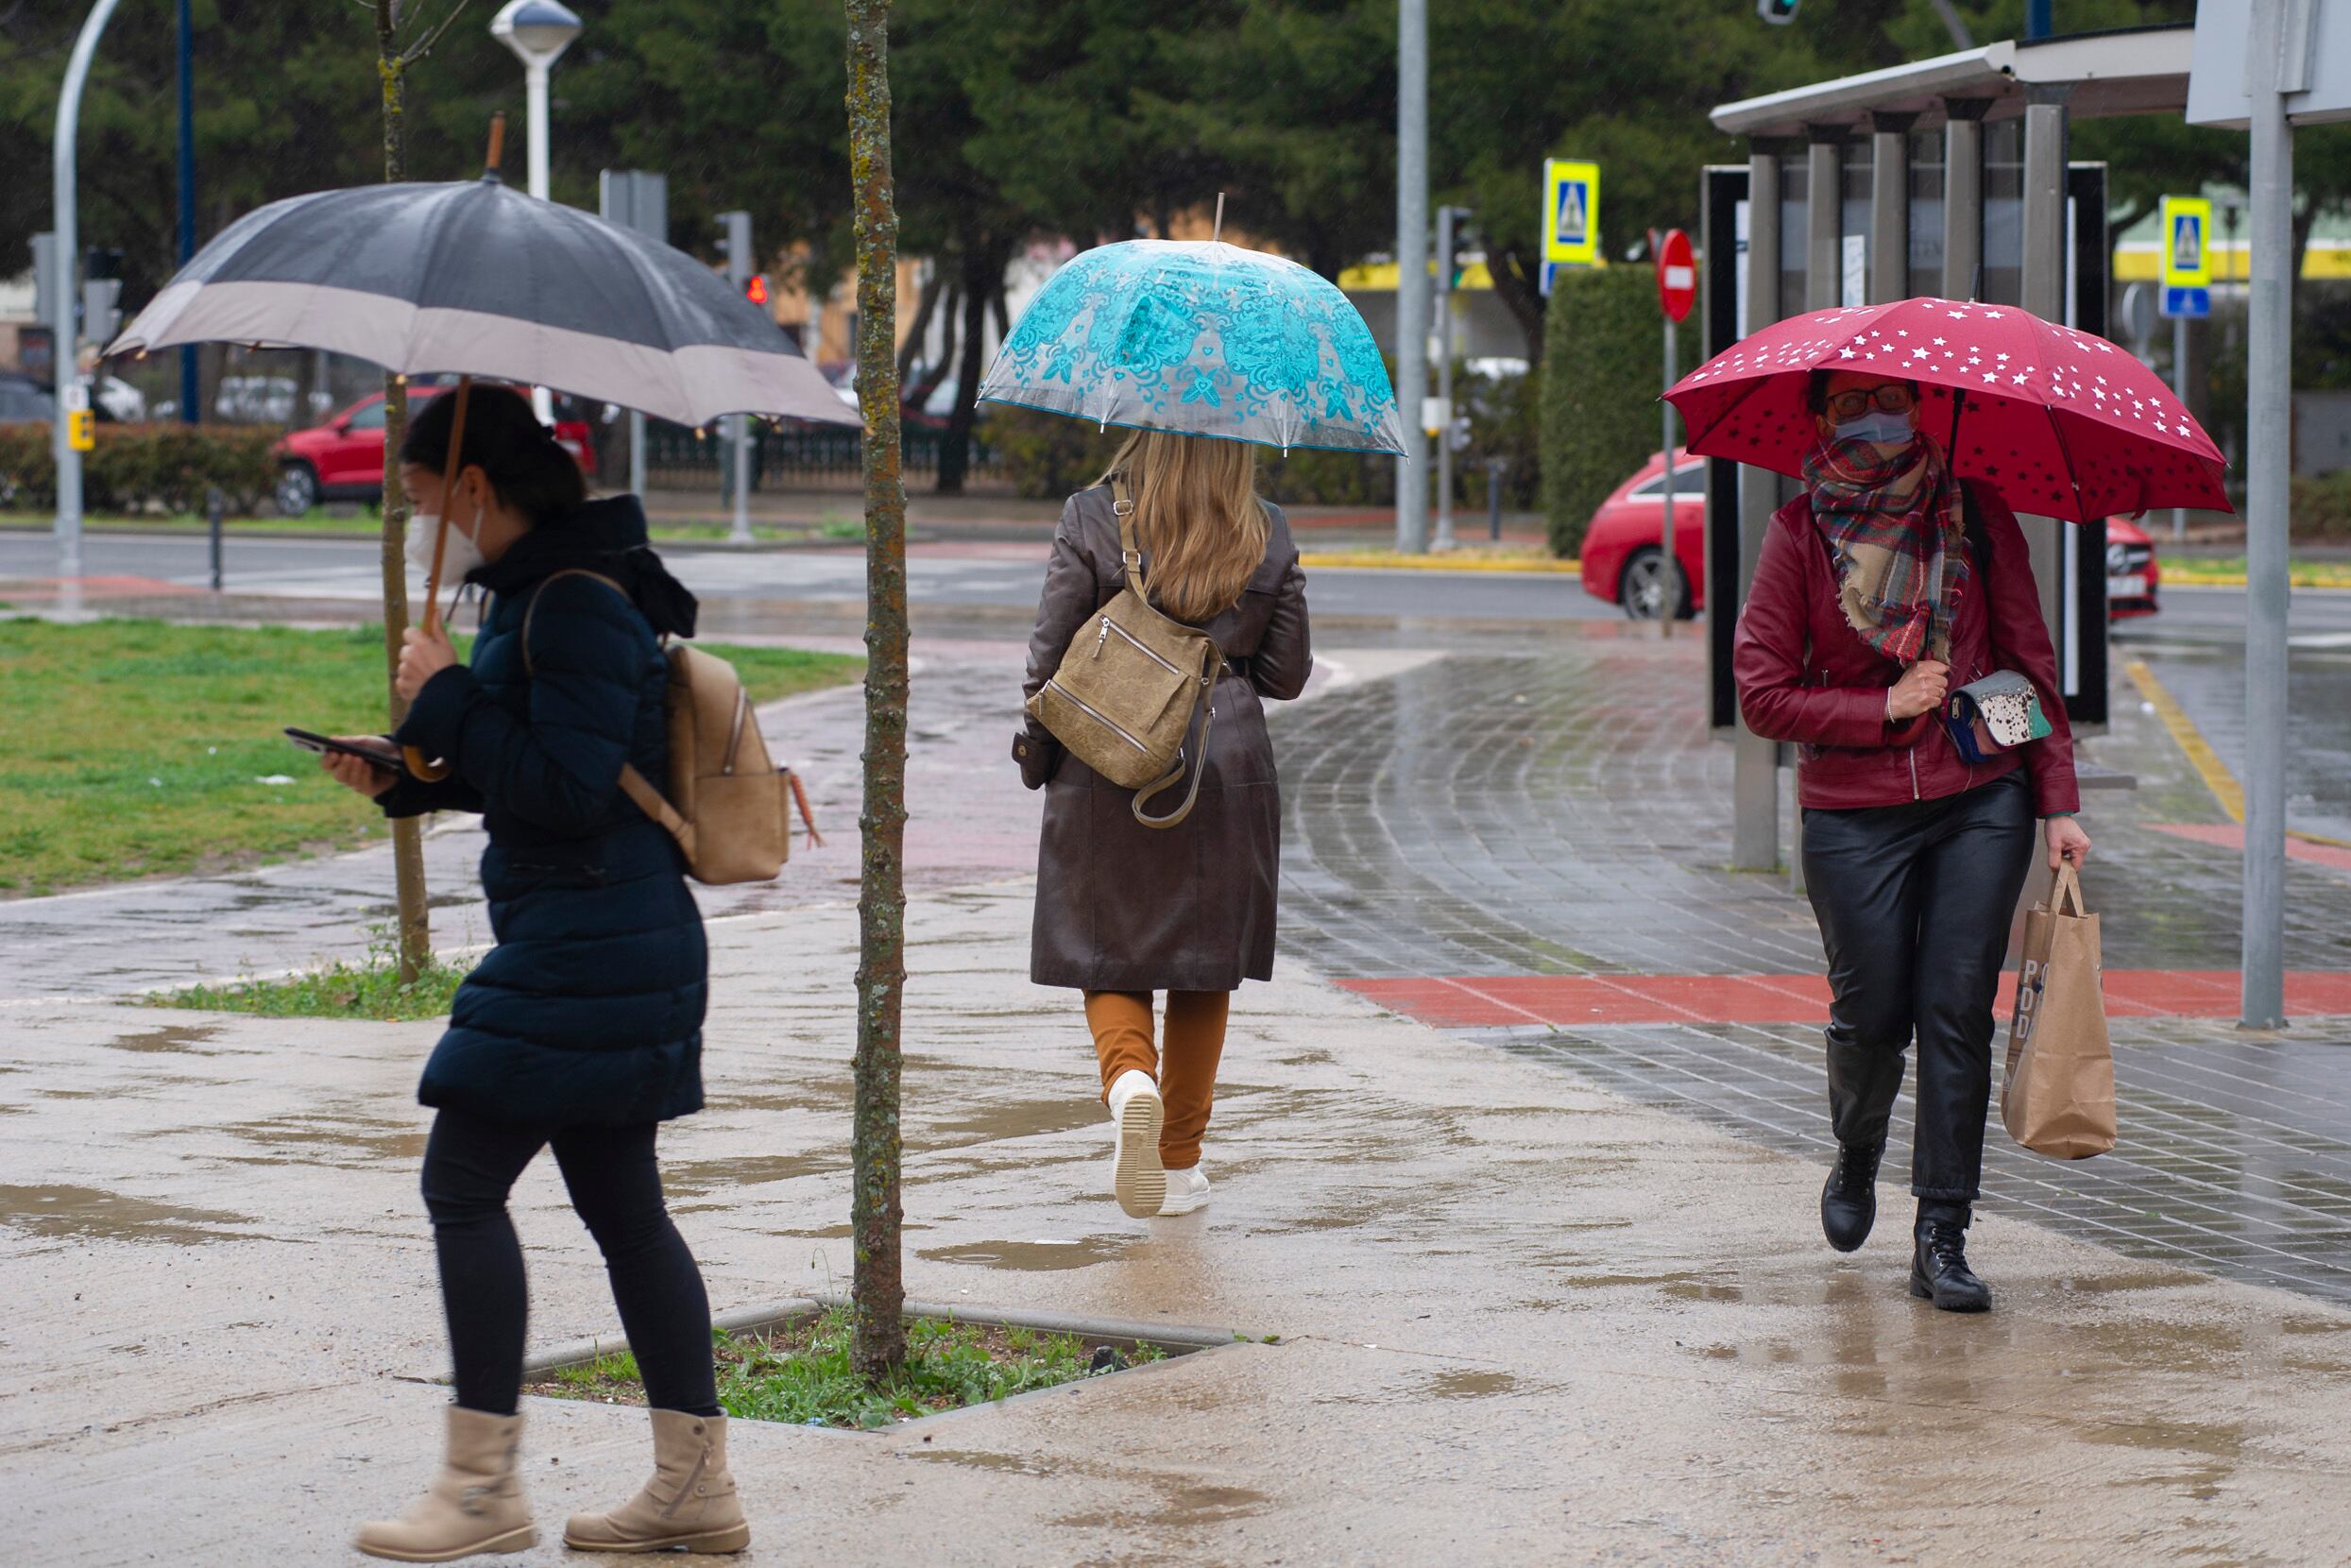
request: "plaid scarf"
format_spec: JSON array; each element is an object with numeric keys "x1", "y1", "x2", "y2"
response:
[{"x1": 1802, "y1": 433, "x2": 1968, "y2": 665}]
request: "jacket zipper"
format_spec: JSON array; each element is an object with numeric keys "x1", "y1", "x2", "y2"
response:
[
  {"x1": 1043, "y1": 679, "x2": 1150, "y2": 753},
  {"x1": 1096, "y1": 616, "x2": 1186, "y2": 678},
  {"x1": 1909, "y1": 743, "x2": 1921, "y2": 801}
]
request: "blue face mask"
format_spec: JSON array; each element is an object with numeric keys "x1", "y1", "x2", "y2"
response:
[{"x1": 1834, "y1": 408, "x2": 1916, "y2": 448}]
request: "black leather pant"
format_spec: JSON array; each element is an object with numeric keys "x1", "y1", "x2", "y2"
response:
[{"x1": 1800, "y1": 770, "x2": 2035, "y2": 1202}]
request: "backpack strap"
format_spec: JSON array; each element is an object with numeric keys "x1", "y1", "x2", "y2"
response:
[
  {"x1": 522, "y1": 569, "x2": 692, "y2": 855},
  {"x1": 1109, "y1": 473, "x2": 1149, "y2": 598},
  {"x1": 1104, "y1": 474, "x2": 1221, "y2": 829}
]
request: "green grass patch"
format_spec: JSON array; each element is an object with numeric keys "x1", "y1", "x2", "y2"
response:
[
  {"x1": 157, "y1": 928, "x2": 476, "y2": 1021},
  {"x1": 0, "y1": 619, "x2": 860, "y2": 896},
  {"x1": 528, "y1": 1306, "x2": 1167, "y2": 1430}
]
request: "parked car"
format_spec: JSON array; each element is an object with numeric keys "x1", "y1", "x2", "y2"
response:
[
  {"x1": 1580, "y1": 448, "x2": 2162, "y2": 623},
  {"x1": 2105, "y1": 518, "x2": 2160, "y2": 620},
  {"x1": 1579, "y1": 448, "x2": 1707, "y2": 621},
  {"x1": 0, "y1": 374, "x2": 56, "y2": 425},
  {"x1": 272, "y1": 387, "x2": 596, "y2": 516}
]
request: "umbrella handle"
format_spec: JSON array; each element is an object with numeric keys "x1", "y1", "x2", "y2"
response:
[{"x1": 401, "y1": 375, "x2": 474, "y2": 783}]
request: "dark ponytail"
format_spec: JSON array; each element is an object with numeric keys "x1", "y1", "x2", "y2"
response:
[{"x1": 399, "y1": 383, "x2": 587, "y2": 525}]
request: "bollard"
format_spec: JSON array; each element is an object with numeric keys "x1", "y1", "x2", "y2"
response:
[
  {"x1": 1486, "y1": 458, "x2": 1507, "y2": 541},
  {"x1": 207, "y1": 486, "x2": 224, "y2": 591}
]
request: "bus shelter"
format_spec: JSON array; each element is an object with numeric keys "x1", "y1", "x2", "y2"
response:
[{"x1": 1697, "y1": 24, "x2": 2195, "y2": 871}]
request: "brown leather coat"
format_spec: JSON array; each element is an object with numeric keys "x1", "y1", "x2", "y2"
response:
[{"x1": 1022, "y1": 483, "x2": 1312, "y2": 992}]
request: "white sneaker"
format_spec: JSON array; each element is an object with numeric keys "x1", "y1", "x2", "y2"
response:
[
  {"x1": 1105, "y1": 1069, "x2": 1166, "y2": 1219},
  {"x1": 1159, "y1": 1165, "x2": 1210, "y2": 1217}
]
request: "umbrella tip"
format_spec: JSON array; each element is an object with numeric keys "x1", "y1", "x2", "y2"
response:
[
  {"x1": 485, "y1": 111, "x2": 508, "y2": 179},
  {"x1": 1213, "y1": 192, "x2": 1226, "y2": 244}
]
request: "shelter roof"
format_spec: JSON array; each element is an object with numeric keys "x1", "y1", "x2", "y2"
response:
[{"x1": 1711, "y1": 24, "x2": 2192, "y2": 140}]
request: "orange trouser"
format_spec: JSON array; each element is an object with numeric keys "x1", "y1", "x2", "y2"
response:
[{"x1": 1084, "y1": 990, "x2": 1230, "y2": 1171}]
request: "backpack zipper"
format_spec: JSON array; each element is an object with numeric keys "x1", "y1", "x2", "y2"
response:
[
  {"x1": 1043, "y1": 679, "x2": 1150, "y2": 753},
  {"x1": 1096, "y1": 616, "x2": 1185, "y2": 678}
]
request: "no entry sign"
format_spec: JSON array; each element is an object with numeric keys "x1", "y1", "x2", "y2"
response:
[{"x1": 1655, "y1": 229, "x2": 1696, "y2": 322}]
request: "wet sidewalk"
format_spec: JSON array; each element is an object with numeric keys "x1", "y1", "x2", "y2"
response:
[{"x1": 6, "y1": 881, "x2": 2350, "y2": 1563}]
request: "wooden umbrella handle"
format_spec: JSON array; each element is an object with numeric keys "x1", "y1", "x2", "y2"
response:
[{"x1": 401, "y1": 375, "x2": 473, "y2": 782}]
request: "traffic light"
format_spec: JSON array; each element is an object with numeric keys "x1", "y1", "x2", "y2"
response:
[
  {"x1": 745, "y1": 274, "x2": 769, "y2": 307},
  {"x1": 82, "y1": 279, "x2": 123, "y2": 348},
  {"x1": 1756, "y1": 0, "x2": 1799, "y2": 21}
]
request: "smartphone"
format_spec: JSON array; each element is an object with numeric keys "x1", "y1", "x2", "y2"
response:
[{"x1": 284, "y1": 727, "x2": 400, "y2": 769}]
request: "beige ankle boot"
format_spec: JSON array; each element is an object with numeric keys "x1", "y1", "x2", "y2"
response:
[
  {"x1": 354, "y1": 1405, "x2": 537, "y2": 1562},
  {"x1": 562, "y1": 1408, "x2": 750, "y2": 1555}
]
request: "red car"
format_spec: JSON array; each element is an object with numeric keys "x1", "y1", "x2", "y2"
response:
[
  {"x1": 1579, "y1": 448, "x2": 2160, "y2": 622},
  {"x1": 272, "y1": 387, "x2": 596, "y2": 517}
]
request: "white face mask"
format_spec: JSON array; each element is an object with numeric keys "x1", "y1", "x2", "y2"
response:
[{"x1": 405, "y1": 504, "x2": 486, "y2": 585}]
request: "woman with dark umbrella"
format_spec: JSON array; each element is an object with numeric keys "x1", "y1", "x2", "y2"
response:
[
  {"x1": 1733, "y1": 368, "x2": 2090, "y2": 1314},
  {"x1": 320, "y1": 387, "x2": 747, "y2": 1559}
]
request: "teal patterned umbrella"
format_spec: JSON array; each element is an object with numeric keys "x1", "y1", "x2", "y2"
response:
[{"x1": 979, "y1": 239, "x2": 1405, "y2": 455}]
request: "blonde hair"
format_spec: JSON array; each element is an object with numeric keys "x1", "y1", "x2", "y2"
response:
[{"x1": 1099, "y1": 431, "x2": 1269, "y2": 622}]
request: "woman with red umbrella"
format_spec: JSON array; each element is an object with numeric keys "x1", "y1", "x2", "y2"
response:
[
  {"x1": 1731, "y1": 366, "x2": 2090, "y2": 1314},
  {"x1": 1679, "y1": 296, "x2": 2223, "y2": 1313}
]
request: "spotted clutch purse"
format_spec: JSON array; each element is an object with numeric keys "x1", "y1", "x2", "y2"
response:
[{"x1": 1945, "y1": 670, "x2": 2053, "y2": 764}]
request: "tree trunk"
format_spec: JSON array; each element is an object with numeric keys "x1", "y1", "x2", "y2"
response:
[
  {"x1": 378, "y1": 0, "x2": 429, "y2": 983},
  {"x1": 934, "y1": 242, "x2": 993, "y2": 495},
  {"x1": 1489, "y1": 245, "x2": 1547, "y2": 369},
  {"x1": 843, "y1": 0, "x2": 910, "y2": 1383}
]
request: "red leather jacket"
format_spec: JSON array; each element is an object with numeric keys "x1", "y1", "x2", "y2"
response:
[{"x1": 1732, "y1": 481, "x2": 2079, "y2": 816}]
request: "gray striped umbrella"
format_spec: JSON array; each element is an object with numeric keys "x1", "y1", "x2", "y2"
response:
[{"x1": 109, "y1": 175, "x2": 856, "y2": 429}]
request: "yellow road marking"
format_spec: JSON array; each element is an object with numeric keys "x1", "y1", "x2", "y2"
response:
[{"x1": 2125, "y1": 658, "x2": 2244, "y2": 823}]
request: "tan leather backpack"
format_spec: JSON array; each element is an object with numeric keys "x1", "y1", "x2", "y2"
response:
[
  {"x1": 527, "y1": 570, "x2": 818, "y2": 883},
  {"x1": 1024, "y1": 475, "x2": 1223, "y2": 829}
]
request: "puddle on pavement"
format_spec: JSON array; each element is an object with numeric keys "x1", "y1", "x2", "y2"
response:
[
  {"x1": 918, "y1": 1236, "x2": 1138, "y2": 1271},
  {"x1": 909, "y1": 1097, "x2": 1107, "y2": 1151},
  {"x1": 707, "y1": 1081, "x2": 854, "y2": 1116},
  {"x1": 1419, "y1": 1369, "x2": 1521, "y2": 1400},
  {"x1": 663, "y1": 1152, "x2": 843, "y2": 1197},
  {"x1": 218, "y1": 1115, "x2": 427, "y2": 1167},
  {"x1": 0, "y1": 1185, "x2": 248, "y2": 1245},
  {"x1": 103, "y1": 1024, "x2": 226, "y2": 1055},
  {"x1": 911, "y1": 1450, "x2": 1057, "y2": 1478}
]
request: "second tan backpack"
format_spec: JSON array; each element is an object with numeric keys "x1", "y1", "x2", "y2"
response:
[{"x1": 527, "y1": 570, "x2": 818, "y2": 883}]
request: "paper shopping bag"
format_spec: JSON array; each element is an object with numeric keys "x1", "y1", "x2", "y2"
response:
[{"x1": 2002, "y1": 862, "x2": 2117, "y2": 1158}]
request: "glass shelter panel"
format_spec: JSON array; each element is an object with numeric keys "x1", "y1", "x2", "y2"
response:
[
  {"x1": 1908, "y1": 129, "x2": 1945, "y2": 298},
  {"x1": 1982, "y1": 119, "x2": 2024, "y2": 306}
]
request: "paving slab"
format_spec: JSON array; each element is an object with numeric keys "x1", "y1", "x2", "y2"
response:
[{"x1": 4, "y1": 884, "x2": 2350, "y2": 1564}]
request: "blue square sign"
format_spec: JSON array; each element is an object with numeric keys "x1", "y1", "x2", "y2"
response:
[{"x1": 2163, "y1": 285, "x2": 2211, "y2": 319}]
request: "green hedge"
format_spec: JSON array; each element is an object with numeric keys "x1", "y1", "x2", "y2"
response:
[
  {"x1": 0, "y1": 422, "x2": 282, "y2": 516},
  {"x1": 2293, "y1": 472, "x2": 2351, "y2": 540},
  {"x1": 981, "y1": 404, "x2": 1398, "y2": 508},
  {"x1": 1542, "y1": 266, "x2": 1661, "y2": 557}
]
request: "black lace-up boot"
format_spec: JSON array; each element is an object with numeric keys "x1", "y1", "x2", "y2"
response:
[
  {"x1": 1909, "y1": 1206, "x2": 1991, "y2": 1313},
  {"x1": 1819, "y1": 1135, "x2": 1885, "y2": 1253}
]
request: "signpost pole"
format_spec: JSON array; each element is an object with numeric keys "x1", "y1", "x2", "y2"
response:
[
  {"x1": 2240, "y1": 0, "x2": 2293, "y2": 1029},
  {"x1": 1660, "y1": 316, "x2": 1677, "y2": 639},
  {"x1": 2172, "y1": 313, "x2": 2189, "y2": 542},
  {"x1": 1395, "y1": 0, "x2": 1429, "y2": 555},
  {"x1": 1434, "y1": 204, "x2": 1455, "y2": 552}
]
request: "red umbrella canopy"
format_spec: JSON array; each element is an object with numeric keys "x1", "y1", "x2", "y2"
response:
[{"x1": 1663, "y1": 298, "x2": 2231, "y2": 523}]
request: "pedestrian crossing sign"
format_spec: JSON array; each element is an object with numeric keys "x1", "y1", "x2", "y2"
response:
[
  {"x1": 1543, "y1": 159, "x2": 1600, "y2": 271},
  {"x1": 2160, "y1": 196, "x2": 2211, "y2": 290}
]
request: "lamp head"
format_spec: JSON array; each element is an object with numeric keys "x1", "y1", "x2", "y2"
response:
[{"x1": 490, "y1": 0, "x2": 583, "y2": 68}]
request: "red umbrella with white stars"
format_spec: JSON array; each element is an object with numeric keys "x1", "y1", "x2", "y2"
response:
[{"x1": 1661, "y1": 298, "x2": 2231, "y2": 523}]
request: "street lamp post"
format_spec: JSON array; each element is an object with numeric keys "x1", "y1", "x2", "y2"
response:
[
  {"x1": 53, "y1": 0, "x2": 126, "y2": 586},
  {"x1": 491, "y1": 0, "x2": 582, "y2": 426}
]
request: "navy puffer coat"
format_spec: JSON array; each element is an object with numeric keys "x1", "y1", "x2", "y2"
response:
[{"x1": 380, "y1": 497, "x2": 707, "y2": 1127}]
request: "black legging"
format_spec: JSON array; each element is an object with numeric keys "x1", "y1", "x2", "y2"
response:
[
  {"x1": 1801, "y1": 769, "x2": 2036, "y2": 1205},
  {"x1": 420, "y1": 1108, "x2": 720, "y2": 1418}
]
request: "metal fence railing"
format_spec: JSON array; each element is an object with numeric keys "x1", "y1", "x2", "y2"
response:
[{"x1": 631, "y1": 420, "x2": 1002, "y2": 492}]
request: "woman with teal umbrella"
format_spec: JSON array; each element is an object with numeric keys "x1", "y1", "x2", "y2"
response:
[{"x1": 989, "y1": 237, "x2": 1401, "y2": 1219}]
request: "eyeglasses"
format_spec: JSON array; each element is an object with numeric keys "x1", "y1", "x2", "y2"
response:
[{"x1": 1825, "y1": 384, "x2": 1917, "y2": 418}]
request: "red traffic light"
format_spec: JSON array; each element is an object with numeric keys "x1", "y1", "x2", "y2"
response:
[{"x1": 744, "y1": 275, "x2": 770, "y2": 306}]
